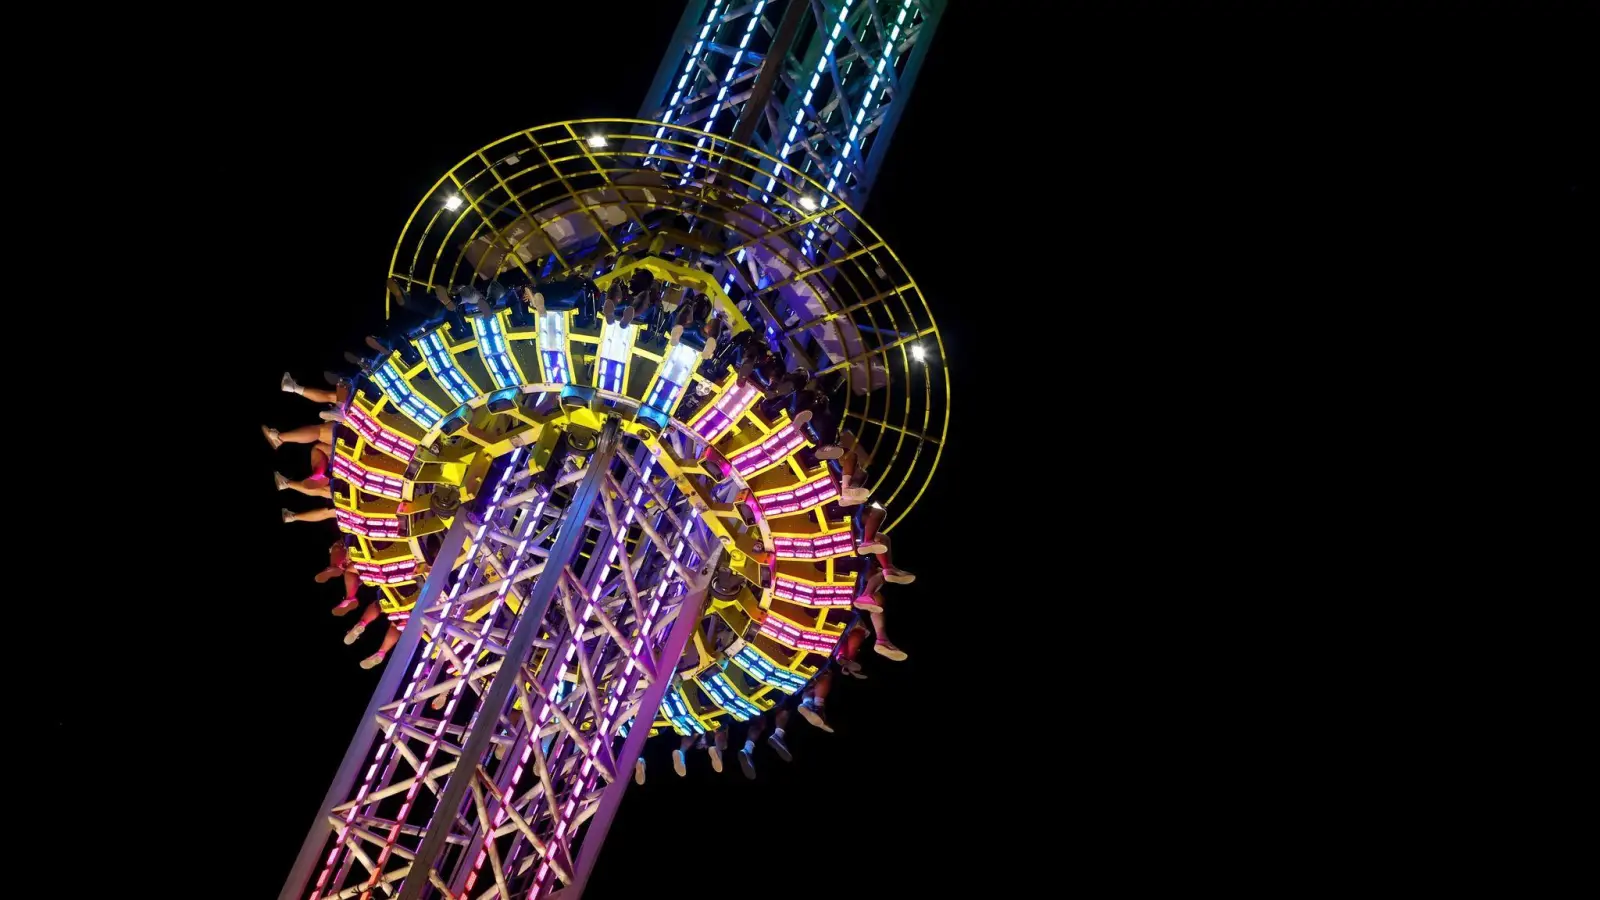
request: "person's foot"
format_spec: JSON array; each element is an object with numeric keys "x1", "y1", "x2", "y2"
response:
[
  {"x1": 634, "y1": 757, "x2": 646, "y2": 785},
  {"x1": 280, "y1": 508, "x2": 296, "y2": 524},
  {"x1": 281, "y1": 372, "x2": 301, "y2": 394},
  {"x1": 331, "y1": 597, "x2": 359, "y2": 615},
  {"x1": 873, "y1": 639, "x2": 908, "y2": 661},
  {"x1": 619, "y1": 304, "x2": 635, "y2": 328},
  {"x1": 797, "y1": 699, "x2": 834, "y2": 733},
  {"x1": 261, "y1": 425, "x2": 282, "y2": 450},
  {"x1": 852, "y1": 592, "x2": 884, "y2": 613},
  {"x1": 365, "y1": 335, "x2": 390, "y2": 354},
  {"x1": 672, "y1": 748, "x2": 687, "y2": 777},
  {"x1": 707, "y1": 744, "x2": 724, "y2": 773},
  {"x1": 814, "y1": 443, "x2": 845, "y2": 460},
  {"x1": 840, "y1": 486, "x2": 870, "y2": 506},
  {"x1": 343, "y1": 623, "x2": 366, "y2": 645},
  {"x1": 316, "y1": 566, "x2": 345, "y2": 584},
  {"x1": 669, "y1": 323, "x2": 684, "y2": 346},
  {"x1": 790, "y1": 408, "x2": 812, "y2": 428},
  {"x1": 883, "y1": 567, "x2": 916, "y2": 585},
  {"x1": 318, "y1": 409, "x2": 347, "y2": 424},
  {"x1": 767, "y1": 733, "x2": 793, "y2": 762},
  {"x1": 856, "y1": 538, "x2": 888, "y2": 556},
  {"x1": 529, "y1": 289, "x2": 546, "y2": 319},
  {"x1": 602, "y1": 293, "x2": 617, "y2": 322},
  {"x1": 432, "y1": 691, "x2": 450, "y2": 711},
  {"x1": 274, "y1": 472, "x2": 289, "y2": 491},
  {"x1": 701, "y1": 335, "x2": 717, "y2": 360},
  {"x1": 839, "y1": 658, "x2": 867, "y2": 679},
  {"x1": 343, "y1": 351, "x2": 369, "y2": 368},
  {"x1": 738, "y1": 749, "x2": 756, "y2": 780},
  {"x1": 323, "y1": 370, "x2": 347, "y2": 387},
  {"x1": 359, "y1": 651, "x2": 386, "y2": 669}
]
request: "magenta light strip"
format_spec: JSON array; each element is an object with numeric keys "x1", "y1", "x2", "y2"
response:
[
  {"x1": 352, "y1": 558, "x2": 419, "y2": 586},
  {"x1": 727, "y1": 421, "x2": 807, "y2": 476},
  {"x1": 688, "y1": 380, "x2": 758, "y2": 444},
  {"x1": 756, "y1": 614, "x2": 839, "y2": 654},
  {"x1": 753, "y1": 473, "x2": 839, "y2": 517},
  {"x1": 311, "y1": 450, "x2": 525, "y2": 900},
  {"x1": 331, "y1": 454, "x2": 406, "y2": 500},
  {"x1": 771, "y1": 574, "x2": 856, "y2": 606},
  {"x1": 770, "y1": 530, "x2": 856, "y2": 560},
  {"x1": 335, "y1": 508, "x2": 404, "y2": 539},
  {"x1": 345, "y1": 404, "x2": 419, "y2": 461}
]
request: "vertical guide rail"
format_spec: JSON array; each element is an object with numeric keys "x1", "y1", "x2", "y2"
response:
[
  {"x1": 278, "y1": 515, "x2": 475, "y2": 900},
  {"x1": 562, "y1": 579, "x2": 712, "y2": 896},
  {"x1": 394, "y1": 421, "x2": 623, "y2": 900}
]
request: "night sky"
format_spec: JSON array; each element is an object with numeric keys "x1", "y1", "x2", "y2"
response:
[{"x1": 49, "y1": 4, "x2": 1589, "y2": 896}]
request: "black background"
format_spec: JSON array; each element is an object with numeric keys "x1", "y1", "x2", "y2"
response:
[{"x1": 36, "y1": 2, "x2": 1591, "y2": 896}]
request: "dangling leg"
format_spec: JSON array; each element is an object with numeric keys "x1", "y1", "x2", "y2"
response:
[
  {"x1": 708, "y1": 725, "x2": 727, "y2": 773},
  {"x1": 838, "y1": 624, "x2": 869, "y2": 678},
  {"x1": 740, "y1": 715, "x2": 765, "y2": 779},
  {"x1": 766, "y1": 708, "x2": 793, "y2": 761},
  {"x1": 798, "y1": 670, "x2": 835, "y2": 733},
  {"x1": 282, "y1": 506, "x2": 337, "y2": 523},
  {"x1": 275, "y1": 423, "x2": 335, "y2": 445},
  {"x1": 674, "y1": 735, "x2": 692, "y2": 777},
  {"x1": 345, "y1": 601, "x2": 380, "y2": 645},
  {"x1": 331, "y1": 569, "x2": 360, "y2": 615},
  {"x1": 361, "y1": 622, "x2": 400, "y2": 669},
  {"x1": 870, "y1": 610, "x2": 907, "y2": 661}
]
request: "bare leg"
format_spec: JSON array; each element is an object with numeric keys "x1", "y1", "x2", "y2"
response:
[
  {"x1": 284, "y1": 506, "x2": 338, "y2": 523},
  {"x1": 674, "y1": 734, "x2": 692, "y2": 776},
  {"x1": 283, "y1": 478, "x2": 332, "y2": 499},
  {"x1": 299, "y1": 387, "x2": 337, "y2": 404},
  {"x1": 344, "y1": 601, "x2": 379, "y2": 644},
  {"x1": 276, "y1": 423, "x2": 330, "y2": 445},
  {"x1": 361, "y1": 624, "x2": 400, "y2": 669},
  {"x1": 869, "y1": 610, "x2": 907, "y2": 661}
]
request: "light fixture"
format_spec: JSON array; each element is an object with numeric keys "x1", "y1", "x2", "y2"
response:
[
  {"x1": 911, "y1": 345, "x2": 926, "y2": 361},
  {"x1": 443, "y1": 195, "x2": 463, "y2": 211},
  {"x1": 798, "y1": 195, "x2": 818, "y2": 211},
  {"x1": 586, "y1": 134, "x2": 608, "y2": 148}
]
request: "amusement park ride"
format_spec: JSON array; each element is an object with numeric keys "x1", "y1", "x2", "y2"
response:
[{"x1": 279, "y1": 2, "x2": 948, "y2": 897}]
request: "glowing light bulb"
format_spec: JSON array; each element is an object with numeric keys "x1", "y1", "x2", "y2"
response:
[
  {"x1": 911, "y1": 345, "x2": 926, "y2": 361},
  {"x1": 587, "y1": 134, "x2": 608, "y2": 148},
  {"x1": 443, "y1": 195, "x2": 463, "y2": 211},
  {"x1": 798, "y1": 195, "x2": 818, "y2": 211}
]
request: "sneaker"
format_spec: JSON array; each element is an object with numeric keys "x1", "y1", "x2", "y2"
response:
[
  {"x1": 280, "y1": 508, "x2": 295, "y2": 524},
  {"x1": 634, "y1": 757, "x2": 646, "y2": 785},
  {"x1": 315, "y1": 567, "x2": 344, "y2": 584},
  {"x1": 790, "y1": 408, "x2": 813, "y2": 428},
  {"x1": 528, "y1": 289, "x2": 546, "y2": 318},
  {"x1": 619, "y1": 304, "x2": 636, "y2": 328},
  {"x1": 669, "y1": 323, "x2": 684, "y2": 346},
  {"x1": 318, "y1": 409, "x2": 347, "y2": 424},
  {"x1": 432, "y1": 691, "x2": 450, "y2": 711},
  {"x1": 359, "y1": 651, "x2": 386, "y2": 670},
  {"x1": 701, "y1": 335, "x2": 717, "y2": 360},
  {"x1": 840, "y1": 487, "x2": 870, "y2": 506},
  {"x1": 883, "y1": 568, "x2": 917, "y2": 585},
  {"x1": 797, "y1": 700, "x2": 834, "y2": 733},
  {"x1": 738, "y1": 749, "x2": 756, "y2": 780},
  {"x1": 767, "y1": 733, "x2": 793, "y2": 762},
  {"x1": 839, "y1": 658, "x2": 867, "y2": 679},
  {"x1": 343, "y1": 351, "x2": 368, "y2": 368},
  {"x1": 873, "y1": 640, "x2": 908, "y2": 662},
  {"x1": 323, "y1": 370, "x2": 346, "y2": 387},
  {"x1": 856, "y1": 539, "x2": 888, "y2": 556},
  {"x1": 852, "y1": 592, "x2": 884, "y2": 613},
  {"x1": 330, "y1": 597, "x2": 359, "y2": 615},
  {"x1": 281, "y1": 372, "x2": 300, "y2": 394},
  {"x1": 813, "y1": 443, "x2": 845, "y2": 460},
  {"x1": 343, "y1": 623, "x2": 366, "y2": 645},
  {"x1": 365, "y1": 335, "x2": 389, "y2": 354},
  {"x1": 672, "y1": 748, "x2": 687, "y2": 777},
  {"x1": 707, "y1": 745, "x2": 724, "y2": 773},
  {"x1": 275, "y1": 472, "x2": 289, "y2": 491},
  {"x1": 262, "y1": 426, "x2": 282, "y2": 450}
]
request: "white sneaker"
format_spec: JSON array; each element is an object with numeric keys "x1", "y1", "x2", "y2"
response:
[
  {"x1": 840, "y1": 659, "x2": 867, "y2": 679},
  {"x1": 856, "y1": 539, "x2": 888, "y2": 556},
  {"x1": 281, "y1": 372, "x2": 300, "y2": 394},
  {"x1": 840, "y1": 487, "x2": 870, "y2": 506},
  {"x1": 274, "y1": 472, "x2": 288, "y2": 491},
  {"x1": 672, "y1": 748, "x2": 687, "y2": 777},
  {"x1": 883, "y1": 568, "x2": 916, "y2": 585},
  {"x1": 343, "y1": 623, "x2": 366, "y2": 645},
  {"x1": 634, "y1": 757, "x2": 646, "y2": 785},
  {"x1": 359, "y1": 651, "x2": 386, "y2": 670},
  {"x1": 873, "y1": 640, "x2": 908, "y2": 662},
  {"x1": 813, "y1": 444, "x2": 845, "y2": 460},
  {"x1": 707, "y1": 745, "x2": 724, "y2": 773},
  {"x1": 319, "y1": 409, "x2": 347, "y2": 424}
]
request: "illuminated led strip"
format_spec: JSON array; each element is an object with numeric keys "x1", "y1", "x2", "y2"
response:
[
  {"x1": 686, "y1": 379, "x2": 758, "y2": 444},
  {"x1": 471, "y1": 313, "x2": 522, "y2": 389},
  {"x1": 352, "y1": 558, "x2": 419, "y2": 585},
  {"x1": 730, "y1": 643, "x2": 808, "y2": 694},
  {"x1": 371, "y1": 359, "x2": 442, "y2": 430},
  {"x1": 644, "y1": 340, "x2": 701, "y2": 412},
  {"x1": 331, "y1": 454, "x2": 406, "y2": 499},
  {"x1": 757, "y1": 612, "x2": 839, "y2": 655},
  {"x1": 771, "y1": 572, "x2": 856, "y2": 606},
  {"x1": 312, "y1": 453, "x2": 524, "y2": 900},
  {"x1": 660, "y1": 683, "x2": 707, "y2": 736},
  {"x1": 727, "y1": 421, "x2": 807, "y2": 477},
  {"x1": 536, "y1": 310, "x2": 570, "y2": 385},
  {"x1": 771, "y1": 529, "x2": 856, "y2": 560},
  {"x1": 419, "y1": 332, "x2": 476, "y2": 404},
  {"x1": 650, "y1": 0, "x2": 726, "y2": 158},
  {"x1": 335, "y1": 508, "x2": 404, "y2": 540},
  {"x1": 753, "y1": 471, "x2": 839, "y2": 516},
  {"x1": 595, "y1": 321, "x2": 635, "y2": 394},
  {"x1": 343, "y1": 404, "x2": 417, "y2": 461},
  {"x1": 697, "y1": 669, "x2": 763, "y2": 721},
  {"x1": 767, "y1": 0, "x2": 853, "y2": 194},
  {"x1": 528, "y1": 464, "x2": 701, "y2": 896},
  {"x1": 683, "y1": 0, "x2": 768, "y2": 180}
]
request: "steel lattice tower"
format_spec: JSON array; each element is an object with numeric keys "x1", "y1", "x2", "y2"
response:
[{"x1": 281, "y1": 3, "x2": 945, "y2": 898}]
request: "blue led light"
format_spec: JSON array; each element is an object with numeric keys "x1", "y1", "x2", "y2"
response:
[
  {"x1": 373, "y1": 360, "x2": 441, "y2": 429},
  {"x1": 421, "y1": 333, "x2": 475, "y2": 404}
]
